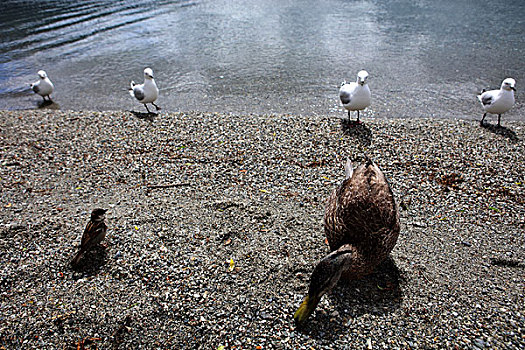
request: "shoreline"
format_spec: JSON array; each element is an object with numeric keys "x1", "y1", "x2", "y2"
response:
[
  {"x1": 1, "y1": 110, "x2": 524, "y2": 348},
  {"x1": 2, "y1": 103, "x2": 525, "y2": 123}
]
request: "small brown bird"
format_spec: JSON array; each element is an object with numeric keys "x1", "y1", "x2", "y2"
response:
[
  {"x1": 294, "y1": 158, "x2": 400, "y2": 326},
  {"x1": 71, "y1": 209, "x2": 108, "y2": 266}
]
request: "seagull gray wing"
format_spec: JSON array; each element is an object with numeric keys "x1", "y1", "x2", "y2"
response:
[
  {"x1": 133, "y1": 85, "x2": 145, "y2": 101},
  {"x1": 481, "y1": 93, "x2": 493, "y2": 106},
  {"x1": 339, "y1": 89, "x2": 351, "y2": 105}
]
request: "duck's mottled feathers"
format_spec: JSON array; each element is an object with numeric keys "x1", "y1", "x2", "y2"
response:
[
  {"x1": 294, "y1": 159, "x2": 400, "y2": 326},
  {"x1": 324, "y1": 160, "x2": 400, "y2": 278}
]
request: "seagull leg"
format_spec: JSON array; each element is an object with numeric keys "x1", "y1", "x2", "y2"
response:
[
  {"x1": 144, "y1": 104, "x2": 151, "y2": 114},
  {"x1": 152, "y1": 102, "x2": 161, "y2": 111},
  {"x1": 497, "y1": 114, "x2": 501, "y2": 127},
  {"x1": 480, "y1": 113, "x2": 487, "y2": 126},
  {"x1": 347, "y1": 110, "x2": 351, "y2": 121},
  {"x1": 357, "y1": 111, "x2": 360, "y2": 124}
]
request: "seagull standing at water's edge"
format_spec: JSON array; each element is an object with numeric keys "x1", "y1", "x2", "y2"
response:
[
  {"x1": 477, "y1": 78, "x2": 516, "y2": 127},
  {"x1": 130, "y1": 68, "x2": 160, "y2": 114},
  {"x1": 339, "y1": 70, "x2": 371, "y2": 123},
  {"x1": 30, "y1": 70, "x2": 54, "y2": 101}
]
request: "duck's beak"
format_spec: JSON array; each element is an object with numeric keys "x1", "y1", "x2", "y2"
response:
[{"x1": 293, "y1": 295, "x2": 320, "y2": 327}]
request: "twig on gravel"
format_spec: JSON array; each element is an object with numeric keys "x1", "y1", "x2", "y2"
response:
[
  {"x1": 94, "y1": 286, "x2": 108, "y2": 302},
  {"x1": 146, "y1": 183, "x2": 191, "y2": 190}
]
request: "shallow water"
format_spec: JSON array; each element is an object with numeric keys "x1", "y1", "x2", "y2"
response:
[{"x1": 1, "y1": 0, "x2": 524, "y2": 120}]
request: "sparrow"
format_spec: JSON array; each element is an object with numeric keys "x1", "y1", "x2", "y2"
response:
[
  {"x1": 71, "y1": 209, "x2": 108, "y2": 266},
  {"x1": 30, "y1": 70, "x2": 54, "y2": 101}
]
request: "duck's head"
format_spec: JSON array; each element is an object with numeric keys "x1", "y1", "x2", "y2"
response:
[
  {"x1": 501, "y1": 78, "x2": 516, "y2": 91},
  {"x1": 357, "y1": 70, "x2": 369, "y2": 86},
  {"x1": 144, "y1": 68, "x2": 155, "y2": 80},
  {"x1": 294, "y1": 245, "x2": 355, "y2": 326}
]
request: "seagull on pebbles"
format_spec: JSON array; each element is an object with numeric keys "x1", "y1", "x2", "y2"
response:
[
  {"x1": 339, "y1": 70, "x2": 371, "y2": 123},
  {"x1": 477, "y1": 78, "x2": 516, "y2": 127},
  {"x1": 130, "y1": 68, "x2": 160, "y2": 113},
  {"x1": 30, "y1": 70, "x2": 54, "y2": 101}
]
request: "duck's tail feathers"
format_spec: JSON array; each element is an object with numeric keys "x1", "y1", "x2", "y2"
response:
[
  {"x1": 344, "y1": 158, "x2": 353, "y2": 179},
  {"x1": 363, "y1": 154, "x2": 374, "y2": 167}
]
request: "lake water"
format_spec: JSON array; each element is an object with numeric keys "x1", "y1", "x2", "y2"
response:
[{"x1": 1, "y1": 0, "x2": 524, "y2": 120}]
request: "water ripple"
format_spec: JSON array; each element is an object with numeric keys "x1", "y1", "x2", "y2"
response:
[{"x1": 0, "y1": 0, "x2": 523, "y2": 117}]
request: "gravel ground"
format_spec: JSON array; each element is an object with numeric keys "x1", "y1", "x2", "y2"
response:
[{"x1": 0, "y1": 110, "x2": 524, "y2": 349}]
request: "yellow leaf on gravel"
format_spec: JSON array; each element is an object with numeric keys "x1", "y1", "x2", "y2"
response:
[{"x1": 228, "y1": 258, "x2": 235, "y2": 272}]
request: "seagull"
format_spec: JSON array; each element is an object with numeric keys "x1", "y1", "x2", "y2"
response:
[
  {"x1": 30, "y1": 70, "x2": 54, "y2": 101},
  {"x1": 339, "y1": 70, "x2": 371, "y2": 123},
  {"x1": 130, "y1": 68, "x2": 160, "y2": 113},
  {"x1": 477, "y1": 78, "x2": 516, "y2": 127}
]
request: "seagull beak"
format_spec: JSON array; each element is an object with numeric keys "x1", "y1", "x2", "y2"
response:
[{"x1": 511, "y1": 87, "x2": 516, "y2": 91}]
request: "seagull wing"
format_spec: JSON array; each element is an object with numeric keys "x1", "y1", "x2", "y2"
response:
[
  {"x1": 133, "y1": 85, "x2": 145, "y2": 101},
  {"x1": 480, "y1": 92, "x2": 494, "y2": 106},
  {"x1": 32, "y1": 84, "x2": 39, "y2": 93},
  {"x1": 339, "y1": 85, "x2": 351, "y2": 105}
]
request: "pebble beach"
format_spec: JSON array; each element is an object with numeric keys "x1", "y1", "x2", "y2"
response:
[{"x1": 0, "y1": 110, "x2": 524, "y2": 349}]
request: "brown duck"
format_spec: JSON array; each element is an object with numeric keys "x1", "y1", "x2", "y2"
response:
[{"x1": 294, "y1": 158, "x2": 400, "y2": 326}]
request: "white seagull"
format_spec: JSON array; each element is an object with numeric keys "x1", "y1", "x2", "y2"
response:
[
  {"x1": 30, "y1": 70, "x2": 54, "y2": 101},
  {"x1": 339, "y1": 70, "x2": 371, "y2": 123},
  {"x1": 477, "y1": 78, "x2": 516, "y2": 127},
  {"x1": 130, "y1": 68, "x2": 160, "y2": 113}
]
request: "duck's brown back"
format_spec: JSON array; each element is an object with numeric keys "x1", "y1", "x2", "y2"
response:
[{"x1": 324, "y1": 162, "x2": 400, "y2": 277}]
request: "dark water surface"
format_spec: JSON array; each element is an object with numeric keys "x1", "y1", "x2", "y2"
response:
[{"x1": 1, "y1": 0, "x2": 524, "y2": 119}]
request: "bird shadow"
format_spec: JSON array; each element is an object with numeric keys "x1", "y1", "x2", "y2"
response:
[
  {"x1": 70, "y1": 245, "x2": 108, "y2": 277},
  {"x1": 296, "y1": 257, "x2": 404, "y2": 340},
  {"x1": 340, "y1": 119, "x2": 372, "y2": 146},
  {"x1": 36, "y1": 100, "x2": 60, "y2": 109},
  {"x1": 481, "y1": 123, "x2": 519, "y2": 142},
  {"x1": 130, "y1": 110, "x2": 157, "y2": 122},
  {"x1": 490, "y1": 257, "x2": 525, "y2": 269}
]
